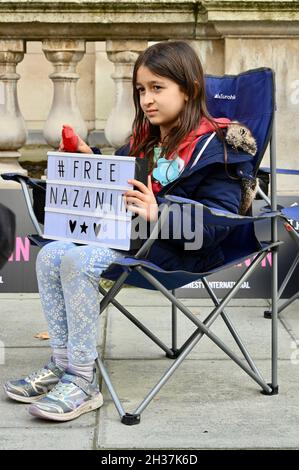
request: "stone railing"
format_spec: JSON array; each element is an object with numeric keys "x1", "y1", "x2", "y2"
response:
[{"x1": 1, "y1": 1, "x2": 299, "y2": 191}]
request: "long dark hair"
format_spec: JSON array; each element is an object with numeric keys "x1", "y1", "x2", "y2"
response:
[{"x1": 130, "y1": 41, "x2": 225, "y2": 171}]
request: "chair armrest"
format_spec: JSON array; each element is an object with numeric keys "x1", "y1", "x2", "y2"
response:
[
  {"x1": 165, "y1": 194, "x2": 280, "y2": 228},
  {"x1": 1, "y1": 173, "x2": 45, "y2": 190},
  {"x1": 1, "y1": 172, "x2": 27, "y2": 182},
  {"x1": 1, "y1": 173, "x2": 44, "y2": 236},
  {"x1": 281, "y1": 205, "x2": 299, "y2": 223},
  {"x1": 260, "y1": 167, "x2": 299, "y2": 175}
]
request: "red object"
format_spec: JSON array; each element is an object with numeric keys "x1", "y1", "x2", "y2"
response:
[{"x1": 62, "y1": 125, "x2": 78, "y2": 152}]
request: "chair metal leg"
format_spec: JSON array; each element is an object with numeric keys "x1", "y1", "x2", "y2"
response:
[
  {"x1": 98, "y1": 247, "x2": 278, "y2": 422},
  {"x1": 264, "y1": 290, "x2": 299, "y2": 318},
  {"x1": 95, "y1": 357, "x2": 126, "y2": 419},
  {"x1": 19, "y1": 178, "x2": 43, "y2": 237},
  {"x1": 170, "y1": 289, "x2": 179, "y2": 357},
  {"x1": 134, "y1": 327, "x2": 206, "y2": 415},
  {"x1": 99, "y1": 284, "x2": 175, "y2": 357},
  {"x1": 277, "y1": 291, "x2": 299, "y2": 314},
  {"x1": 100, "y1": 271, "x2": 130, "y2": 313},
  {"x1": 264, "y1": 250, "x2": 299, "y2": 318},
  {"x1": 176, "y1": 250, "x2": 272, "y2": 360},
  {"x1": 277, "y1": 253, "x2": 299, "y2": 300},
  {"x1": 136, "y1": 264, "x2": 272, "y2": 392},
  {"x1": 269, "y1": 116, "x2": 279, "y2": 394},
  {"x1": 270, "y1": 244, "x2": 279, "y2": 393},
  {"x1": 131, "y1": 271, "x2": 273, "y2": 417},
  {"x1": 202, "y1": 277, "x2": 265, "y2": 382},
  {"x1": 96, "y1": 357, "x2": 141, "y2": 425}
]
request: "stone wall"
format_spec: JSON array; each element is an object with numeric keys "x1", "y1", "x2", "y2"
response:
[{"x1": 1, "y1": 1, "x2": 299, "y2": 192}]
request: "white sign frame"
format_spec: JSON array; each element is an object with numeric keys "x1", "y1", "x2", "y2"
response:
[{"x1": 43, "y1": 151, "x2": 147, "y2": 251}]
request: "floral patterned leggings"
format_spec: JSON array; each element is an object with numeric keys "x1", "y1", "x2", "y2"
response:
[{"x1": 36, "y1": 240, "x2": 122, "y2": 365}]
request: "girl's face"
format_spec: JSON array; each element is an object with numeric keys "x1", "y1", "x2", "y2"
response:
[{"x1": 136, "y1": 65, "x2": 188, "y2": 139}]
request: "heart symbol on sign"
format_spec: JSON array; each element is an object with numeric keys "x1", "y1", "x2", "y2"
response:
[
  {"x1": 69, "y1": 220, "x2": 77, "y2": 233},
  {"x1": 93, "y1": 222, "x2": 101, "y2": 237}
]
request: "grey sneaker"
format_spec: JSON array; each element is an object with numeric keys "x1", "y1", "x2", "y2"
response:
[
  {"x1": 28, "y1": 370, "x2": 103, "y2": 422},
  {"x1": 3, "y1": 361, "x2": 65, "y2": 403}
]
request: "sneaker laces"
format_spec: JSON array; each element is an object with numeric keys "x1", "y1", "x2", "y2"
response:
[
  {"x1": 25, "y1": 366, "x2": 51, "y2": 382},
  {"x1": 47, "y1": 380, "x2": 75, "y2": 400}
]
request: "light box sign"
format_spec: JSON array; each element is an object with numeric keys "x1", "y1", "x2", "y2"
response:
[{"x1": 43, "y1": 151, "x2": 147, "y2": 251}]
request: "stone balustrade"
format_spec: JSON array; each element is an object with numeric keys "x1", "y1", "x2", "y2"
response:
[{"x1": 0, "y1": 1, "x2": 299, "y2": 191}]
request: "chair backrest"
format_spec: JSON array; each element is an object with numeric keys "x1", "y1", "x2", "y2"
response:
[{"x1": 205, "y1": 68, "x2": 275, "y2": 173}]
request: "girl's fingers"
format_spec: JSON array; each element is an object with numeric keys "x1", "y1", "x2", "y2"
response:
[
  {"x1": 125, "y1": 196, "x2": 144, "y2": 207},
  {"x1": 124, "y1": 189, "x2": 146, "y2": 200},
  {"x1": 126, "y1": 203, "x2": 158, "y2": 222},
  {"x1": 127, "y1": 179, "x2": 148, "y2": 193},
  {"x1": 77, "y1": 136, "x2": 93, "y2": 154},
  {"x1": 58, "y1": 139, "x2": 64, "y2": 151},
  {"x1": 147, "y1": 175, "x2": 153, "y2": 192},
  {"x1": 126, "y1": 204, "x2": 143, "y2": 215}
]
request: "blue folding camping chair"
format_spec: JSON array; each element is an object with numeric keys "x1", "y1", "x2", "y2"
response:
[{"x1": 2, "y1": 67, "x2": 281, "y2": 426}]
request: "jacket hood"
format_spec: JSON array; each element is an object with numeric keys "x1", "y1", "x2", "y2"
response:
[
  {"x1": 174, "y1": 116, "x2": 231, "y2": 162},
  {"x1": 150, "y1": 117, "x2": 231, "y2": 195},
  {"x1": 152, "y1": 119, "x2": 257, "y2": 195},
  {"x1": 185, "y1": 121, "x2": 257, "y2": 174},
  {"x1": 157, "y1": 123, "x2": 257, "y2": 197}
]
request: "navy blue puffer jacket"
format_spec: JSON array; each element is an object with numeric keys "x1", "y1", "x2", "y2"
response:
[{"x1": 111, "y1": 131, "x2": 260, "y2": 273}]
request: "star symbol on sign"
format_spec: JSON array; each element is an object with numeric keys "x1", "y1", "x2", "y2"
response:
[{"x1": 80, "y1": 222, "x2": 88, "y2": 233}]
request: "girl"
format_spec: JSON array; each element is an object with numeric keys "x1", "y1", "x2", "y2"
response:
[{"x1": 4, "y1": 41, "x2": 257, "y2": 422}]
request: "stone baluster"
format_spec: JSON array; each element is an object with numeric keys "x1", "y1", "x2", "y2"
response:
[
  {"x1": 105, "y1": 40, "x2": 147, "y2": 149},
  {"x1": 42, "y1": 39, "x2": 87, "y2": 149},
  {"x1": 0, "y1": 40, "x2": 27, "y2": 176}
]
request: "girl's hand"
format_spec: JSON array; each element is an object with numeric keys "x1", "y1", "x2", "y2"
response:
[
  {"x1": 124, "y1": 176, "x2": 158, "y2": 222},
  {"x1": 76, "y1": 135, "x2": 93, "y2": 154}
]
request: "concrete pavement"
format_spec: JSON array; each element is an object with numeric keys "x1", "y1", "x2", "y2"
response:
[{"x1": 0, "y1": 290, "x2": 299, "y2": 450}]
